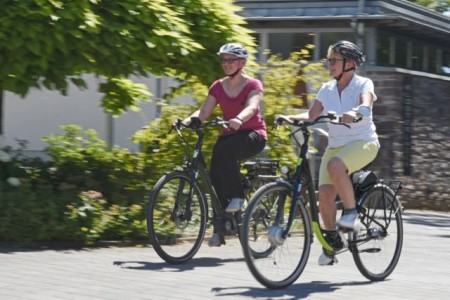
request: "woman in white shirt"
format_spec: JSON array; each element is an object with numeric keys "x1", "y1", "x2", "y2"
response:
[{"x1": 279, "y1": 40, "x2": 379, "y2": 266}]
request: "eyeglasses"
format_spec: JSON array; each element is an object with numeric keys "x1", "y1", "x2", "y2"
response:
[
  {"x1": 326, "y1": 58, "x2": 344, "y2": 65},
  {"x1": 221, "y1": 58, "x2": 241, "y2": 64}
]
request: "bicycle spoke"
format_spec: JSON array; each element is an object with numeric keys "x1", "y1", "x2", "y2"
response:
[
  {"x1": 241, "y1": 183, "x2": 311, "y2": 289},
  {"x1": 352, "y1": 185, "x2": 403, "y2": 281},
  {"x1": 147, "y1": 172, "x2": 207, "y2": 264}
]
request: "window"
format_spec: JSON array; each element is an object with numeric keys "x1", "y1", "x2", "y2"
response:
[
  {"x1": 251, "y1": 32, "x2": 262, "y2": 61},
  {"x1": 442, "y1": 49, "x2": 450, "y2": 75},
  {"x1": 427, "y1": 46, "x2": 437, "y2": 73},
  {"x1": 377, "y1": 30, "x2": 393, "y2": 66},
  {"x1": 268, "y1": 33, "x2": 314, "y2": 59},
  {"x1": 395, "y1": 36, "x2": 408, "y2": 68},
  {"x1": 412, "y1": 42, "x2": 423, "y2": 71}
]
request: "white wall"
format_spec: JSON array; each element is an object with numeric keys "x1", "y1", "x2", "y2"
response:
[{"x1": 4, "y1": 74, "x2": 167, "y2": 153}]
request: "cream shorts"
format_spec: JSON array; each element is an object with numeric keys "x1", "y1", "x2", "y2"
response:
[{"x1": 318, "y1": 140, "x2": 380, "y2": 186}]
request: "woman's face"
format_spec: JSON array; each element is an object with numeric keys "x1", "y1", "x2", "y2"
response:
[
  {"x1": 220, "y1": 54, "x2": 244, "y2": 76},
  {"x1": 326, "y1": 50, "x2": 356, "y2": 78},
  {"x1": 326, "y1": 52, "x2": 346, "y2": 77}
]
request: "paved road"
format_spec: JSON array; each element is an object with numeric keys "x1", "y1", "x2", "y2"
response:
[{"x1": 1, "y1": 209, "x2": 449, "y2": 300}]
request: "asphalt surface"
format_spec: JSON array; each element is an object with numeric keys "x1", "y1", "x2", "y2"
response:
[{"x1": 1, "y1": 209, "x2": 449, "y2": 300}]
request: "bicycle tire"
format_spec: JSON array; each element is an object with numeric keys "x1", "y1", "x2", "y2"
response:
[
  {"x1": 351, "y1": 184, "x2": 403, "y2": 281},
  {"x1": 147, "y1": 171, "x2": 207, "y2": 264},
  {"x1": 241, "y1": 182, "x2": 312, "y2": 289}
]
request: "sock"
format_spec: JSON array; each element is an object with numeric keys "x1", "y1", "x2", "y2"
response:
[{"x1": 344, "y1": 208, "x2": 357, "y2": 215}]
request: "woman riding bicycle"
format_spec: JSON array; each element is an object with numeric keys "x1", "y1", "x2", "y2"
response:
[
  {"x1": 278, "y1": 40, "x2": 380, "y2": 265},
  {"x1": 182, "y1": 43, "x2": 267, "y2": 247}
]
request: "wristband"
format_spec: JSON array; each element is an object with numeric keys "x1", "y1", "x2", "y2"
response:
[
  {"x1": 354, "y1": 106, "x2": 371, "y2": 117},
  {"x1": 235, "y1": 117, "x2": 244, "y2": 123}
]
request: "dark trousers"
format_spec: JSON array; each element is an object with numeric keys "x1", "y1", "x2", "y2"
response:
[{"x1": 210, "y1": 130, "x2": 266, "y2": 209}]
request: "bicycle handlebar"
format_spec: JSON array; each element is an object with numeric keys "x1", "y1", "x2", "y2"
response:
[
  {"x1": 274, "y1": 111, "x2": 351, "y2": 129},
  {"x1": 171, "y1": 117, "x2": 230, "y2": 133}
]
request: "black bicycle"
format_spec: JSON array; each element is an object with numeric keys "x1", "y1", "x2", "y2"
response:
[
  {"x1": 147, "y1": 117, "x2": 279, "y2": 264},
  {"x1": 240, "y1": 113, "x2": 403, "y2": 289}
]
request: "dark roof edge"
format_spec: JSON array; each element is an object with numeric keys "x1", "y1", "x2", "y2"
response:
[{"x1": 244, "y1": 15, "x2": 450, "y2": 35}]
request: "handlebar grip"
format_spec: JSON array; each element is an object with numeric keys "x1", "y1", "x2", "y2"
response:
[
  {"x1": 274, "y1": 117, "x2": 285, "y2": 125},
  {"x1": 274, "y1": 116, "x2": 297, "y2": 126},
  {"x1": 188, "y1": 117, "x2": 202, "y2": 129}
]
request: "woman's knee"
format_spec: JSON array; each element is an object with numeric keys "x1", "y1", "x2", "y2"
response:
[{"x1": 327, "y1": 157, "x2": 347, "y2": 175}]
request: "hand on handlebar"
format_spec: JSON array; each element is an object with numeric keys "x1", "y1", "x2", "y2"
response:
[
  {"x1": 337, "y1": 111, "x2": 362, "y2": 124},
  {"x1": 228, "y1": 118, "x2": 242, "y2": 131},
  {"x1": 187, "y1": 117, "x2": 202, "y2": 129},
  {"x1": 171, "y1": 117, "x2": 202, "y2": 131},
  {"x1": 274, "y1": 115, "x2": 295, "y2": 126}
]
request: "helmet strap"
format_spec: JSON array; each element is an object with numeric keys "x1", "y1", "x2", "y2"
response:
[{"x1": 334, "y1": 59, "x2": 355, "y2": 81}]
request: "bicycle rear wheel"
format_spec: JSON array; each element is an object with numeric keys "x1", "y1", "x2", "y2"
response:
[
  {"x1": 241, "y1": 182, "x2": 311, "y2": 289},
  {"x1": 147, "y1": 171, "x2": 207, "y2": 264},
  {"x1": 352, "y1": 184, "x2": 403, "y2": 280}
]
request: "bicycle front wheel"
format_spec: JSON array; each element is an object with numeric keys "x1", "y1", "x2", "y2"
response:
[
  {"x1": 147, "y1": 171, "x2": 207, "y2": 264},
  {"x1": 241, "y1": 182, "x2": 311, "y2": 289},
  {"x1": 352, "y1": 184, "x2": 403, "y2": 281}
]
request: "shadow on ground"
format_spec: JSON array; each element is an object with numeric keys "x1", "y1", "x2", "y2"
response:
[
  {"x1": 113, "y1": 256, "x2": 245, "y2": 272},
  {"x1": 403, "y1": 210, "x2": 450, "y2": 228},
  {"x1": 210, "y1": 279, "x2": 376, "y2": 299}
]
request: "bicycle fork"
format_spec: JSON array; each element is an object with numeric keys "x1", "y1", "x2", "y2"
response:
[
  {"x1": 171, "y1": 178, "x2": 193, "y2": 223},
  {"x1": 266, "y1": 181, "x2": 303, "y2": 247}
]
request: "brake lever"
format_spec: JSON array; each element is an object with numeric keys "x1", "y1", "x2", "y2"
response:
[{"x1": 169, "y1": 119, "x2": 182, "y2": 133}]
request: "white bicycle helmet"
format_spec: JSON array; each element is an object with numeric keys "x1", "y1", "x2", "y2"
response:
[{"x1": 218, "y1": 43, "x2": 248, "y2": 60}]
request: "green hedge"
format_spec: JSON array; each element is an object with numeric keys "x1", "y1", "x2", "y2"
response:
[
  {"x1": 0, "y1": 126, "x2": 152, "y2": 246},
  {"x1": 0, "y1": 50, "x2": 324, "y2": 246}
]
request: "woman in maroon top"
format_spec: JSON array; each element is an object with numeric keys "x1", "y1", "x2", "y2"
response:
[{"x1": 182, "y1": 43, "x2": 267, "y2": 247}]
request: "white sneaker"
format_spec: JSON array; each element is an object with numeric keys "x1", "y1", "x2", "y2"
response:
[
  {"x1": 318, "y1": 251, "x2": 338, "y2": 266},
  {"x1": 225, "y1": 198, "x2": 246, "y2": 213},
  {"x1": 336, "y1": 212, "x2": 360, "y2": 231},
  {"x1": 208, "y1": 233, "x2": 225, "y2": 247}
]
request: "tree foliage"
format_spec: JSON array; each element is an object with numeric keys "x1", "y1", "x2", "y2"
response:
[
  {"x1": 407, "y1": 0, "x2": 450, "y2": 12},
  {"x1": 0, "y1": 0, "x2": 256, "y2": 132},
  {"x1": 0, "y1": 47, "x2": 328, "y2": 245}
]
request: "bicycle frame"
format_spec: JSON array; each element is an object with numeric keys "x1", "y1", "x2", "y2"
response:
[
  {"x1": 280, "y1": 119, "x2": 403, "y2": 253},
  {"x1": 173, "y1": 119, "x2": 230, "y2": 225},
  {"x1": 276, "y1": 115, "x2": 347, "y2": 252},
  {"x1": 148, "y1": 118, "x2": 280, "y2": 264}
]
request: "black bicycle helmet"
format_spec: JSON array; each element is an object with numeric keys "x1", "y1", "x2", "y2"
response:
[
  {"x1": 218, "y1": 43, "x2": 248, "y2": 60},
  {"x1": 330, "y1": 40, "x2": 366, "y2": 66}
]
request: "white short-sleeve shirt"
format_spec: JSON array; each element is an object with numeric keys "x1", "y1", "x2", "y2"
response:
[{"x1": 316, "y1": 74, "x2": 379, "y2": 148}]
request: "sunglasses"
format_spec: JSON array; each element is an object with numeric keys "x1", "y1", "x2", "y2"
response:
[{"x1": 221, "y1": 58, "x2": 241, "y2": 64}]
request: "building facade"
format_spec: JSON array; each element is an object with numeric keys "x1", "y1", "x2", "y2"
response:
[{"x1": 236, "y1": 0, "x2": 450, "y2": 210}]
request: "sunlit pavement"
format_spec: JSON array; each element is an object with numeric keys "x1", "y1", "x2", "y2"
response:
[{"x1": 1, "y1": 209, "x2": 449, "y2": 300}]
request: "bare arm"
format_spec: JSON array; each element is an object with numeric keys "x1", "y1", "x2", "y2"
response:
[
  {"x1": 228, "y1": 89, "x2": 263, "y2": 130},
  {"x1": 359, "y1": 91, "x2": 374, "y2": 107},
  {"x1": 341, "y1": 91, "x2": 374, "y2": 123},
  {"x1": 280, "y1": 100, "x2": 324, "y2": 122},
  {"x1": 183, "y1": 95, "x2": 217, "y2": 124}
]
